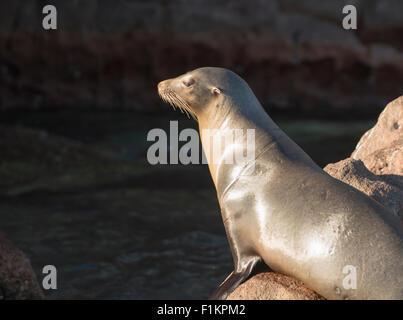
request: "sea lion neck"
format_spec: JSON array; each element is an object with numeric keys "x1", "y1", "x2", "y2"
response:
[
  {"x1": 197, "y1": 95, "x2": 285, "y2": 189},
  {"x1": 197, "y1": 94, "x2": 320, "y2": 191},
  {"x1": 198, "y1": 93, "x2": 268, "y2": 131}
]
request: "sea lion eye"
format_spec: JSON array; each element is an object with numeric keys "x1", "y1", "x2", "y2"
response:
[{"x1": 182, "y1": 78, "x2": 195, "y2": 87}]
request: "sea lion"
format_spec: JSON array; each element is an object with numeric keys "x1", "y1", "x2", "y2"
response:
[{"x1": 157, "y1": 67, "x2": 403, "y2": 300}]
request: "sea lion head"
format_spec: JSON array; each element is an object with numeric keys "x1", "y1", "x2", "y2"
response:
[{"x1": 158, "y1": 67, "x2": 253, "y2": 120}]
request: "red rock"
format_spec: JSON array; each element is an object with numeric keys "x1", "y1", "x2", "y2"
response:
[
  {"x1": 352, "y1": 96, "x2": 403, "y2": 157},
  {"x1": 324, "y1": 158, "x2": 403, "y2": 219},
  {"x1": 359, "y1": 138, "x2": 403, "y2": 175},
  {"x1": 352, "y1": 96, "x2": 403, "y2": 175},
  {"x1": 226, "y1": 272, "x2": 324, "y2": 300},
  {"x1": 0, "y1": 232, "x2": 44, "y2": 299}
]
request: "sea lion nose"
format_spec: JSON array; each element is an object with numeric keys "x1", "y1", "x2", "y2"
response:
[{"x1": 158, "y1": 80, "x2": 168, "y2": 92}]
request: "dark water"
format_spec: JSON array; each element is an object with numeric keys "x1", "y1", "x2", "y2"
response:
[
  {"x1": 1, "y1": 188, "x2": 229, "y2": 299},
  {"x1": 0, "y1": 111, "x2": 374, "y2": 299}
]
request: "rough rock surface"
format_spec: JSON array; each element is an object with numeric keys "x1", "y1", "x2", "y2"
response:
[
  {"x1": 351, "y1": 96, "x2": 403, "y2": 175},
  {"x1": 227, "y1": 272, "x2": 324, "y2": 300},
  {"x1": 358, "y1": 138, "x2": 403, "y2": 176},
  {"x1": 1, "y1": 0, "x2": 403, "y2": 116},
  {"x1": 0, "y1": 232, "x2": 44, "y2": 299},
  {"x1": 324, "y1": 158, "x2": 403, "y2": 219}
]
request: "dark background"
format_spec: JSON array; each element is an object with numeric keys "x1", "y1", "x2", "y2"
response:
[{"x1": 0, "y1": 0, "x2": 401, "y2": 299}]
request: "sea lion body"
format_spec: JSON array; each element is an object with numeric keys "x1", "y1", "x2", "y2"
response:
[{"x1": 158, "y1": 67, "x2": 403, "y2": 300}]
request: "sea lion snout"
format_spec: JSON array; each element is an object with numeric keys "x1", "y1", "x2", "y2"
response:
[
  {"x1": 158, "y1": 77, "x2": 196, "y2": 118},
  {"x1": 157, "y1": 79, "x2": 170, "y2": 93}
]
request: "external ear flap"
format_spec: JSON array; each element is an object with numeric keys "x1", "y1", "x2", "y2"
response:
[{"x1": 212, "y1": 87, "x2": 221, "y2": 95}]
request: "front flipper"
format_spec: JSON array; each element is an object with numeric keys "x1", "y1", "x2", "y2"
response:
[{"x1": 209, "y1": 256, "x2": 262, "y2": 300}]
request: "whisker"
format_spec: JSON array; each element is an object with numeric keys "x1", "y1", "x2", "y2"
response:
[{"x1": 159, "y1": 88, "x2": 197, "y2": 120}]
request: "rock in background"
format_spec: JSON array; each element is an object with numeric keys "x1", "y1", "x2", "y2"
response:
[
  {"x1": 227, "y1": 96, "x2": 403, "y2": 300},
  {"x1": 324, "y1": 158, "x2": 403, "y2": 219},
  {"x1": 351, "y1": 96, "x2": 403, "y2": 175},
  {"x1": 325, "y1": 95, "x2": 403, "y2": 219},
  {"x1": 0, "y1": 232, "x2": 44, "y2": 299},
  {"x1": 0, "y1": 0, "x2": 403, "y2": 117}
]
